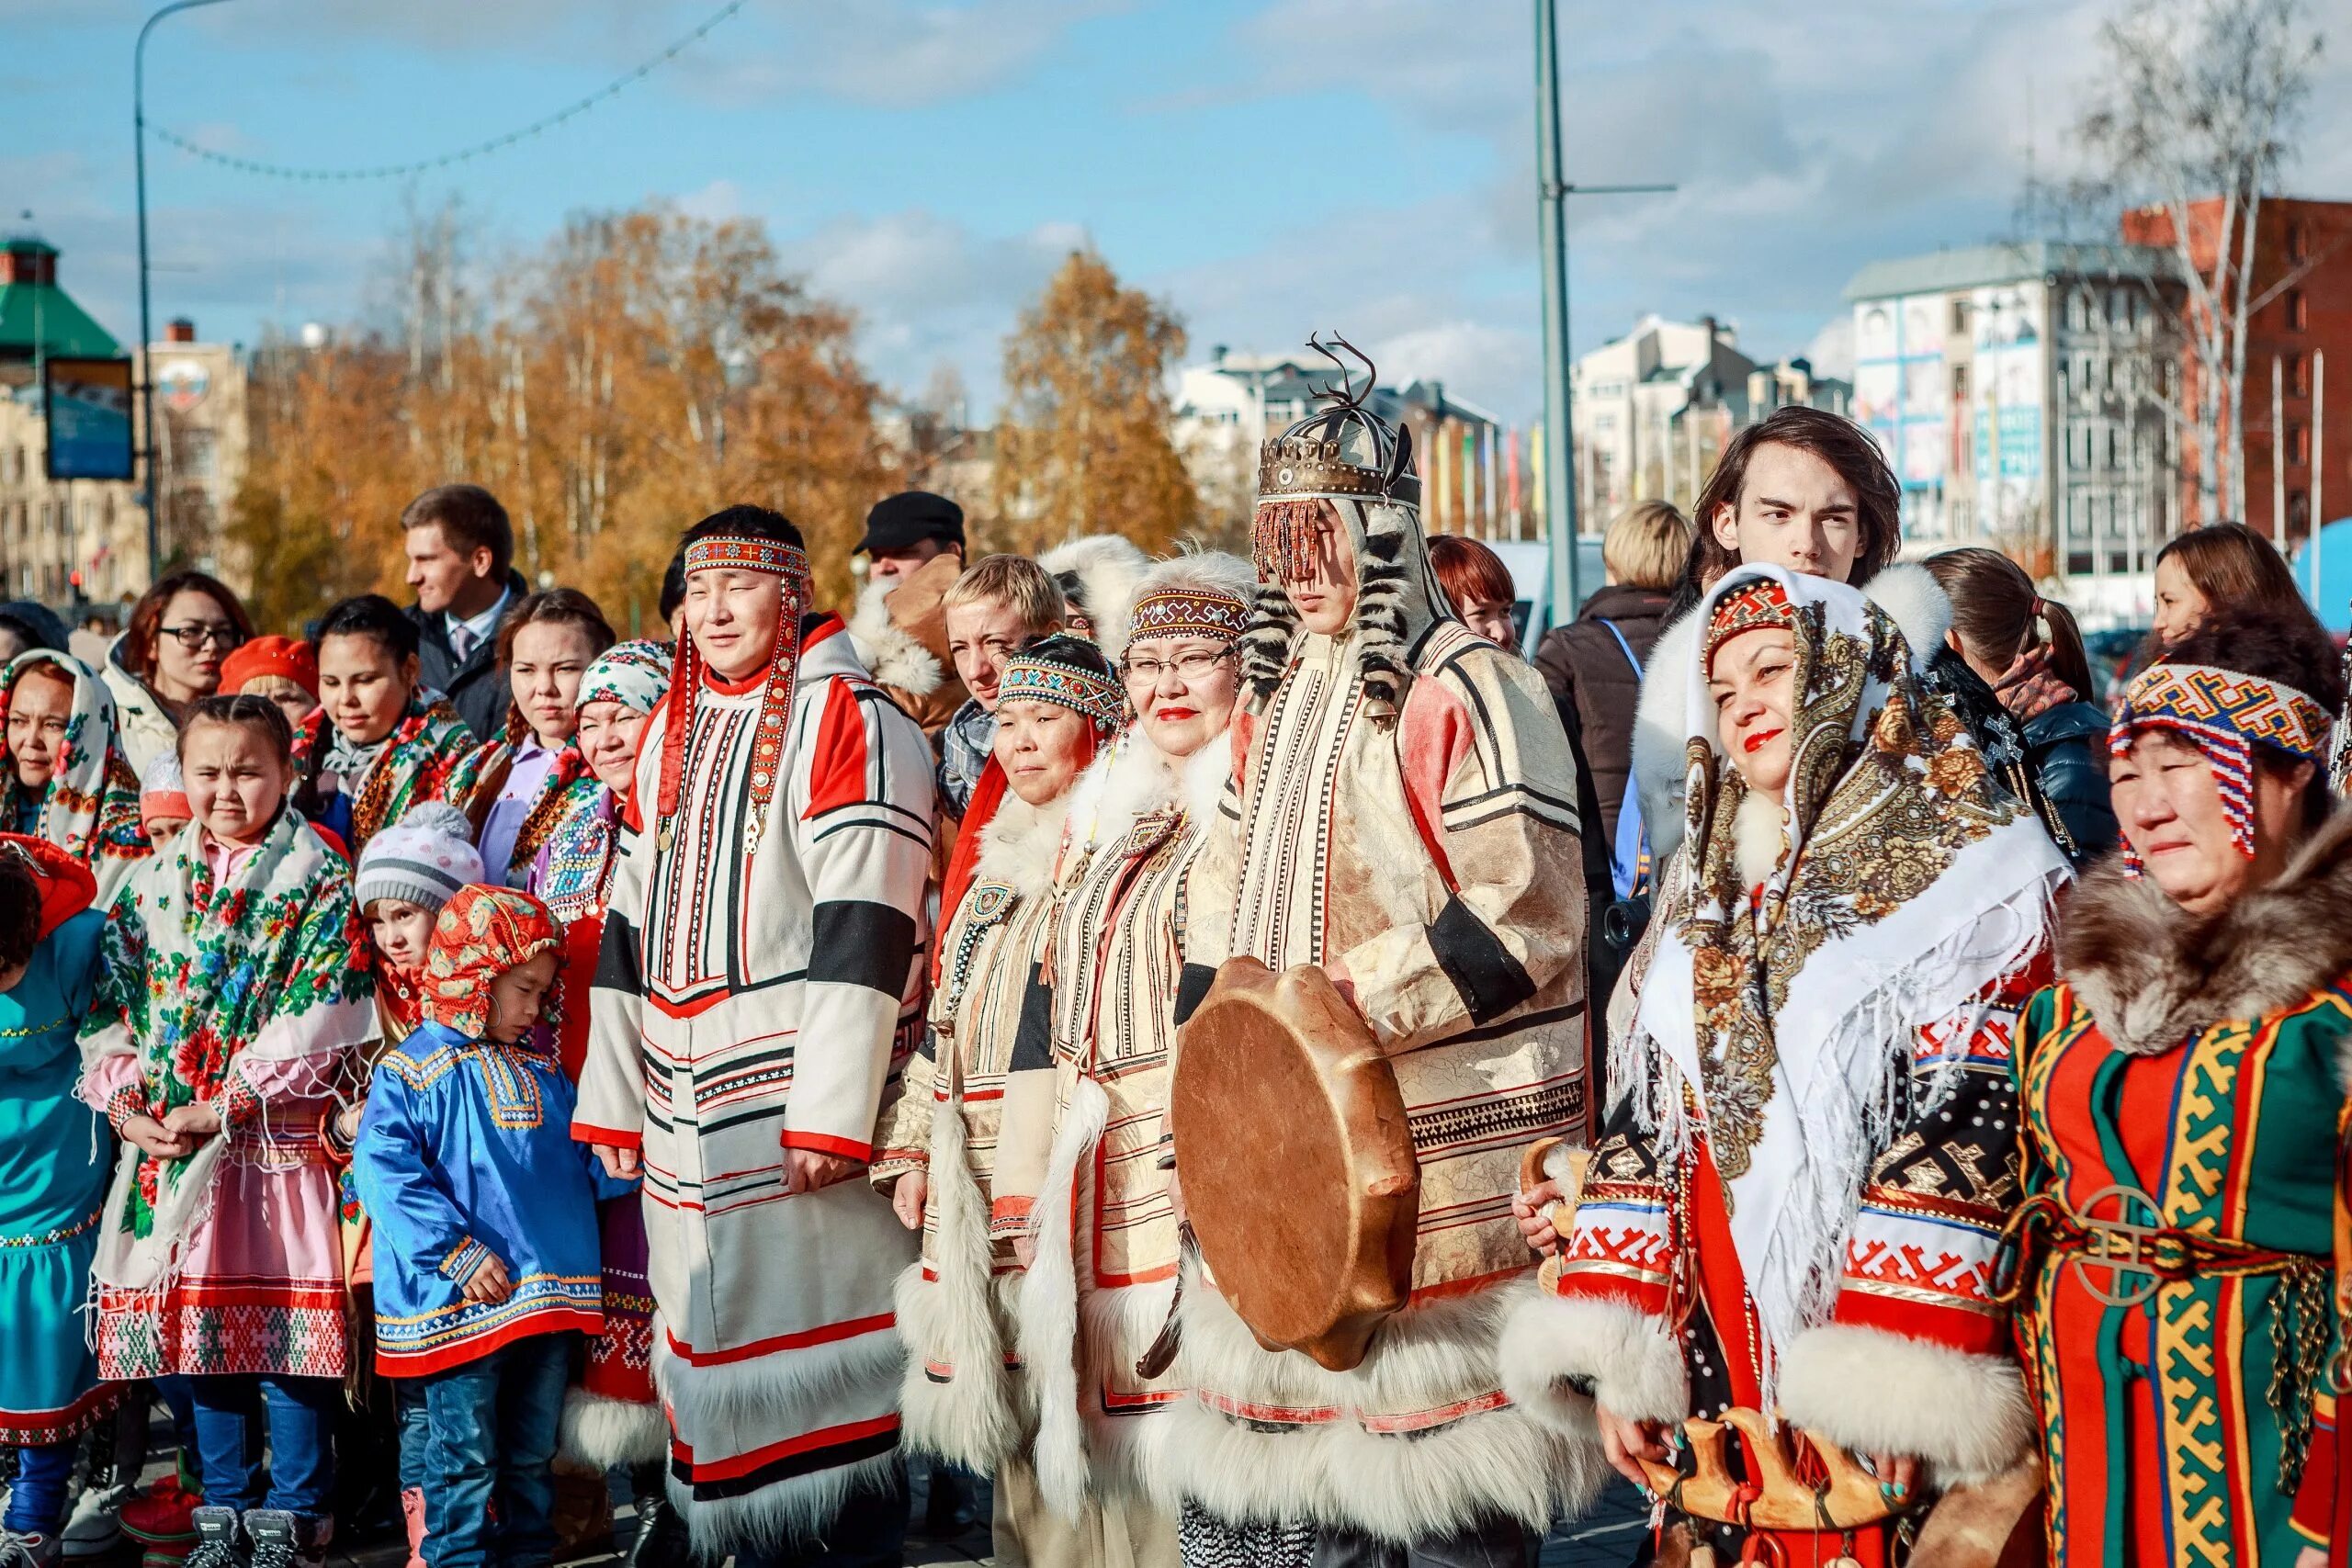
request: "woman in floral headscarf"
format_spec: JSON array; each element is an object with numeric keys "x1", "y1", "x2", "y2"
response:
[
  {"x1": 0, "y1": 650, "x2": 151, "y2": 901},
  {"x1": 516, "y1": 637, "x2": 676, "y2": 1544},
  {"x1": 1503, "y1": 565, "x2": 2069, "y2": 1567}
]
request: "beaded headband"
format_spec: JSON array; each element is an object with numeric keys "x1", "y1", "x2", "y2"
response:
[
  {"x1": 1128, "y1": 585, "x2": 1251, "y2": 645},
  {"x1": 1704, "y1": 579, "x2": 1795, "y2": 666},
  {"x1": 2109, "y1": 661, "x2": 2332, "y2": 863},
  {"x1": 998, "y1": 651, "x2": 1127, "y2": 736},
  {"x1": 684, "y1": 534, "x2": 809, "y2": 581}
]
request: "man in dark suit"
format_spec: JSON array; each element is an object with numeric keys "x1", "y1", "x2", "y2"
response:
[{"x1": 400, "y1": 484, "x2": 529, "y2": 740}]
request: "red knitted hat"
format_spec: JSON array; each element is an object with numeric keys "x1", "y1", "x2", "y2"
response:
[{"x1": 221, "y1": 636, "x2": 320, "y2": 700}]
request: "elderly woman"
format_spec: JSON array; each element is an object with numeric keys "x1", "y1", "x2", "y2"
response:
[
  {"x1": 982, "y1": 554, "x2": 1255, "y2": 1562},
  {"x1": 871, "y1": 633, "x2": 1129, "y2": 1568},
  {"x1": 1503, "y1": 564, "x2": 2069, "y2": 1566},
  {"x1": 2005, "y1": 609, "x2": 2350, "y2": 1568},
  {"x1": 1, "y1": 651, "x2": 151, "y2": 901}
]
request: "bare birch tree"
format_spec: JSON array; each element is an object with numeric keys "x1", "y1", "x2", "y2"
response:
[{"x1": 2068, "y1": 0, "x2": 2321, "y2": 525}]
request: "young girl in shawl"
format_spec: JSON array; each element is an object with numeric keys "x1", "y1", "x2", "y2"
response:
[
  {"x1": 442, "y1": 590, "x2": 616, "y2": 887},
  {"x1": 1504, "y1": 565, "x2": 2069, "y2": 1566},
  {"x1": 520, "y1": 637, "x2": 679, "y2": 1552},
  {"x1": 292, "y1": 595, "x2": 471, "y2": 858},
  {"x1": 80, "y1": 694, "x2": 377, "y2": 1568},
  {"x1": 0, "y1": 836, "x2": 115, "y2": 1561},
  {"x1": 355, "y1": 886, "x2": 633, "y2": 1568},
  {"x1": 1, "y1": 650, "x2": 151, "y2": 901}
]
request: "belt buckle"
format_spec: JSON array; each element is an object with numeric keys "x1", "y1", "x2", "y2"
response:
[{"x1": 2070, "y1": 1184, "x2": 2166, "y2": 1308}]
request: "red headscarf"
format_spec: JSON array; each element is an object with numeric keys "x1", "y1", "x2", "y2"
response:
[{"x1": 421, "y1": 886, "x2": 564, "y2": 1037}]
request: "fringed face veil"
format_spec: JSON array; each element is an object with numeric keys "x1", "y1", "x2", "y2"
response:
[
  {"x1": 1238, "y1": 335, "x2": 1456, "y2": 728},
  {"x1": 1618, "y1": 564, "x2": 2069, "y2": 1389},
  {"x1": 655, "y1": 531, "x2": 810, "y2": 855}
]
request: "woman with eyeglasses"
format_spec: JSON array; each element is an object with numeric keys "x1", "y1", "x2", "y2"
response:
[{"x1": 103, "y1": 571, "x2": 255, "y2": 776}]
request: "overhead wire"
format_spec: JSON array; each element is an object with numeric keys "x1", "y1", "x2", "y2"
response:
[{"x1": 148, "y1": 0, "x2": 750, "y2": 182}]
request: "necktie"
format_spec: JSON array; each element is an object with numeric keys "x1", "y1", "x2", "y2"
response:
[{"x1": 450, "y1": 622, "x2": 475, "y2": 661}]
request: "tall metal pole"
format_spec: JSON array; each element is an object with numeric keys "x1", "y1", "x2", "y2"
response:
[
  {"x1": 135, "y1": 0, "x2": 232, "y2": 588},
  {"x1": 1534, "y1": 0, "x2": 1577, "y2": 621}
]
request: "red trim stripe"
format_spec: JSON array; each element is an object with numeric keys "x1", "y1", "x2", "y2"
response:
[{"x1": 663, "y1": 1313, "x2": 895, "y2": 1365}]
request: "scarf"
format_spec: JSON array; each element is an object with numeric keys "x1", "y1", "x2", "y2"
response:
[
  {"x1": 0, "y1": 651, "x2": 150, "y2": 886},
  {"x1": 295, "y1": 693, "x2": 471, "y2": 852},
  {"x1": 535, "y1": 640, "x2": 673, "y2": 921},
  {"x1": 419, "y1": 885, "x2": 564, "y2": 1036},
  {"x1": 1615, "y1": 564, "x2": 2068, "y2": 1386},
  {"x1": 2110, "y1": 660, "x2": 2332, "y2": 866},
  {"x1": 82, "y1": 806, "x2": 374, "y2": 1285}
]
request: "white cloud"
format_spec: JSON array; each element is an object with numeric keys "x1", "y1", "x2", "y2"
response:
[
  {"x1": 675, "y1": 178, "x2": 743, "y2": 222},
  {"x1": 1805, "y1": 315, "x2": 1855, "y2": 383}
]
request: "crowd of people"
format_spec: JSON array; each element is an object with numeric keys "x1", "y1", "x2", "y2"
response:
[{"x1": 0, "y1": 369, "x2": 2345, "y2": 1568}]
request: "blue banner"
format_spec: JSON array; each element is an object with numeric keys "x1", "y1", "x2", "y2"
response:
[{"x1": 42, "y1": 357, "x2": 135, "y2": 482}]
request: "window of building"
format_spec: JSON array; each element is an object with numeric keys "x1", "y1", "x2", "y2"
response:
[
  {"x1": 2292, "y1": 422, "x2": 2311, "y2": 466},
  {"x1": 2109, "y1": 427, "x2": 2122, "y2": 469},
  {"x1": 2288, "y1": 219, "x2": 2309, "y2": 263},
  {"x1": 2110, "y1": 288, "x2": 2130, "y2": 328},
  {"x1": 2290, "y1": 489, "x2": 2311, "y2": 537},
  {"x1": 2067, "y1": 291, "x2": 2087, "y2": 332},
  {"x1": 2292, "y1": 353, "x2": 2312, "y2": 397},
  {"x1": 2286, "y1": 289, "x2": 2308, "y2": 332},
  {"x1": 1951, "y1": 300, "x2": 1970, "y2": 335}
]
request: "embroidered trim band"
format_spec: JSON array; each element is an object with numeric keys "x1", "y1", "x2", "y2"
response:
[
  {"x1": 683, "y1": 536, "x2": 810, "y2": 581},
  {"x1": 1128, "y1": 586, "x2": 1251, "y2": 644},
  {"x1": 1705, "y1": 579, "x2": 1795, "y2": 666},
  {"x1": 2109, "y1": 660, "x2": 2333, "y2": 862},
  {"x1": 998, "y1": 653, "x2": 1127, "y2": 736}
]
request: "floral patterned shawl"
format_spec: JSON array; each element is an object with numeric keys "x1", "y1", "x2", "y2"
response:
[
  {"x1": 292, "y1": 692, "x2": 471, "y2": 854},
  {"x1": 81, "y1": 804, "x2": 375, "y2": 1284},
  {"x1": 0, "y1": 651, "x2": 151, "y2": 900},
  {"x1": 443, "y1": 726, "x2": 595, "y2": 886},
  {"x1": 1614, "y1": 564, "x2": 2068, "y2": 1379}
]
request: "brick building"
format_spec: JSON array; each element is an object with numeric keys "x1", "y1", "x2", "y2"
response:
[{"x1": 2120, "y1": 196, "x2": 2352, "y2": 544}]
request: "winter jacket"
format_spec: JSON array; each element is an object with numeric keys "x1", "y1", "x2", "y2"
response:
[
  {"x1": 405, "y1": 569, "x2": 529, "y2": 744},
  {"x1": 2019, "y1": 700, "x2": 2120, "y2": 867},
  {"x1": 101, "y1": 638, "x2": 182, "y2": 777},
  {"x1": 1532, "y1": 583, "x2": 1672, "y2": 845}
]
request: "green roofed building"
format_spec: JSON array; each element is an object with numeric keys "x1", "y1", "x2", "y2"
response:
[{"x1": 0, "y1": 236, "x2": 124, "y2": 362}]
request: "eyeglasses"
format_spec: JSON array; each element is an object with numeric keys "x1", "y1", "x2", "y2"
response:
[
  {"x1": 1122, "y1": 649, "x2": 1232, "y2": 685},
  {"x1": 160, "y1": 623, "x2": 245, "y2": 652}
]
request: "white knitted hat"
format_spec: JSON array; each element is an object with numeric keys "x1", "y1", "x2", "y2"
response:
[{"x1": 356, "y1": 802, "x2": 484, "y2": 915}]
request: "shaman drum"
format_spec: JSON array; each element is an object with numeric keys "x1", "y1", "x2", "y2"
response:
[{"x1": 1170, "y1": 958, "x2": 1419, "y2": 1372}]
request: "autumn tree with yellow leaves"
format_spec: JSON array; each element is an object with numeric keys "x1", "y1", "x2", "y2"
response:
[{"x1": 989, "y1": 250, "x2": 1199, "y2": 558}]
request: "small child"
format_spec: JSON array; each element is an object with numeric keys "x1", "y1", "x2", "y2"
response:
[
  {"x1": 139, "y1": 751, "x2": 191, "y2": 845},
  {"x1": 220, "y1": 635, "x2": 322, "y2": 732},
  {"x1": 0, "y1": 835, "x2": 112, "y2": 1563},
  {"x1": 354, "y1": 886, "x2": 631, "y2": 1568},
  {"x1": 79, "y1": 694, "x2": 376, "y2": 1568}
]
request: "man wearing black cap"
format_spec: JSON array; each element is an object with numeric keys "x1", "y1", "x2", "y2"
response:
[{"x1": 847, "y1": 491, "x2": 969, "y2": 738}]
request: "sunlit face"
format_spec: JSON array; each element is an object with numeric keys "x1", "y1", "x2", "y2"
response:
[
  {"x1": 1709, "y1": 626, "x2": 1798, "y2": 799},
  {"x1": 1123, "y1": 634, "x2": 1238, "y2": 761},
  {"x1": 238, "y1": 674, "x2": 320, "y2": 732},
  {"x1": 2109, "y1": 729, "x2": 2311, "y2": 914},
  {"x1": 1454, "y1": 594, "x2": 1516, "y2": 647},
  {"x1": 685, "y1": 569, "x2": 784, "y2": 683},
  {"x1": 2152, "y1": 556, "x2": 2209, "y2": 648},
  {"x1": 575, "y1": 698, "x2": 646, "y2": 794},
  {"x1": 1284, "y1": 507, "x2": 1357, "y2": 637},
  {"x1": 152, "y1": 588, "x2": 241, "y2": 703},
  {"x1": 947, "y1": 595, "x2": 1040, "y2": 714},
  {"x1": 368, "y1": 897, "x2": 437, "y2": 978},
  {"x1": 868, "y1": 539, "x2": 954, "y2": 590},
  {"x1": 509, "y1": 622, "x2": 598, "y2": 749},
  {"x1": 6, "y1": 667, "x2": 74, "y2": 790},
  {"x1": 992, "y1": 696, "x2": 1093, "y2": 807},
  {"x1": 403, "y1": 524, "x2": 492, "y2": 617},
  {"x1": 181, "y1": 718, "x2": 289, "y2": 846},
  {"x1": 317, "y1": 633, "x2": 417, "y2": 748},
  {"x1": 485, "y1": 949, "x2": 560, "y2": 1043},
  {"x1": 1713, "y1": 443, "x2": 1864, "y2": 585}
]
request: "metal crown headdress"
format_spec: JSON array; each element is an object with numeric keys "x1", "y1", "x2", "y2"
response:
[{"x1": 1255, "y1": 334, "x2": 1419, "y2": 507}]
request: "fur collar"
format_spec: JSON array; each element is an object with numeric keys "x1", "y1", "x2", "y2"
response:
[
  {"x1": 1632, "y1": 562, "x2": 1954, "y2": 863},
  {"x1": 975, "y1": 792, "x2": 1073, "y2": 901},
  {"x1": 1063, "y1": 729, "x2": 1233, "y2": 860},
  {"x1": 846, "y1": 579, "x2": 944, "y2": 698},
  {"x1": 2061, "y1": 807, "x2": 2352, "y2": 1055}
]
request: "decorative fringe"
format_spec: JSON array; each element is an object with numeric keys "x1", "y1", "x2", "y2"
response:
[
  {"x1": 1238, "y1": 581, "x2": 1298, "y2": 705},
  {"x1": 1016, "y1": 1075, "x2": 1110, "y2": 1524},
  {"x1": 893, "y1": 1074, "x2": 1021, "y2": 1471},
  {"x1": 1250, "y1": 499, "x2": 1326, "y2": 586},
  {"x1": 557, "y1": 1387, "x2": 669, "y2": 1471}
]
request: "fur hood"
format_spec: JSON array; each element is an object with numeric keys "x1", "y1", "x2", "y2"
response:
[
  {"x1": 1042, "y1": 536, "x2": 1151, "y2": 661},
  {"x1": 2060, "y1": 807, "x2": 2352, "y2": 1056},
  {"x1": 973, "y1": 792, "x2": 1074, "y2": 902},
  {"x1": 846, "y1": 578, "x2": 944, "y2": 697},
  {"x1": 1063, "y1": 728, "x2": 1231, "y2": 862},
  {"x1": 1630, "y1": 561, "x2": 1955, "y2": 863}
]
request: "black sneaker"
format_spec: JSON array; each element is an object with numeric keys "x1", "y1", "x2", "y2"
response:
[
  {"x1": 182, "y1": 1508, "x2": 243, "y2": 1568},
  {"x1": 238, "y1": 1511, "x2": 325, "y2": 1568}
]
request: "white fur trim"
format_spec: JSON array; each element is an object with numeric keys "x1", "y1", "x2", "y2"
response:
[
  {"x1": 1776, "y1": 1323, "x2": 2033, "y2": 1488},
  {"x1": 1540, "y1": 1142, "x2": 1577, "y2": 1187},
  {"x1": 557, "y1": 1387, "x2": 668, "y2": 1471},
  {"x1": 1862, "y1": 562, "x2": 1954, "y2": 664},
  {"x1": 1497, "y1": 1292, "x2": 1686, "y2": 1431},
  {"x1": 1042, "y1": 536, "x2": 1152, "y2": 660},
  {"x1": 1168, "y1": 1275, "x2": 1610, "y2": 1539},
  {"x1": 976, "y1": 794, "x2": 1073, "y2": 901},
  {"x1": 666, "y1": 1448, "x2": 901, "y2": 1558},
  {"x1": 1733, "y1": 792, "x2": 1787, "y2": 890},
  {"x1": 847, "y1": 579, "x2": 944, "y2": 698},
  {"x1": 650, "y1": 1328, "x2": 902, "y2": 1476},
  {"x1": 1631, "y1": 607, "x2": 1701, "y2": 863},
  {"x1": 1016, "y1": 1074, "x2": 1111, "y2": 1523},
  {"x1": 1076, "y1": 1276, "x2": 1181, "y2": 1508},
  {"x1": 1179, "y1": 737, "x2": 1229, "y2": 826},
  {"x1": 893, "y1": 1071, "x2": 1023, "y2": 1471}
]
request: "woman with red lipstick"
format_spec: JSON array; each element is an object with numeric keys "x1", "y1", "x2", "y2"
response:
[
  {"x1": 2006, "y1": 609, "x2": 2352, "y2": 1568},
  {"x1": 1505, "y1": 563, "x2": 2068, "y2": 1566}
]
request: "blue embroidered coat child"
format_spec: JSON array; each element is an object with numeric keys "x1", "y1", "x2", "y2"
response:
[{"x1": 354, "y1": 1020, "x2": 635, "y2": 1377}]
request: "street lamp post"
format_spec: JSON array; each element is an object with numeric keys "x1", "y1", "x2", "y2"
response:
[
  {"x1": 135, "y1": 0, "x2": 232, "y2": 587},
  {"x1": 1534, "y1": 0, "x2": 1674, "y2": 623}
]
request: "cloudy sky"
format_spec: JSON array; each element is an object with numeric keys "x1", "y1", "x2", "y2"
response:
[{"x1": 8, "y1": 0, "x2": 2349, "y2": 424}]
